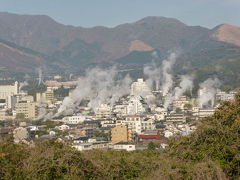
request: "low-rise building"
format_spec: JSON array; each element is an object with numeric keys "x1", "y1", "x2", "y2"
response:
[
  {"x1": 73, "y1": 141, "x2": 108, "y2": 151},
  {"x1": 95, "y1": 104, "x2": 112, "y2": 118},
  {"x1": 117, "y1": 115, "x2": 155, "y2": 134},
  {"x1": 111, "y1": 142, "x2": 136, "y2": 151},
  {"x1": 0, "y1": 109, "x2": 13, "y2": 120},
  {"x1": 194, "y1": 108, "x2": 215, "y2": 119},
  {"x1": 57, "y1": 124, "x2": 70, "y2": 131},
  {"x1": 173, "y1": 96, "x2": 191, "y2": 110},
  {"x1": 216, "y1": 90, "x2": 236, "y2": 102},
  {"x1": 62, "y1": 115, "x2": 85, "y2": 124},
  {"x1": 165, "y1": 112, "x2": 186, "y2": 124}
]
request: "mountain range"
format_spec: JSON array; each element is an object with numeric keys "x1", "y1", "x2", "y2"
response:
[{"x1": 0, "y1": 11, "x2": 240, "y2": 85}]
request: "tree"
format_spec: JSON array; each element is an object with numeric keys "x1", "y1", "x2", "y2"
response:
[
  {"x1": 15, "y1": 113, "x2": 25, "y2": 120},
  {"x1": 184, "y1": 103, "x2": 192, "y2": 110},
  {"x1": 148, "y1": 142, "x2": 157, "y2": 150},
  {"x1": 175, "y1": 108, "x2": 182, "y2": 113}
]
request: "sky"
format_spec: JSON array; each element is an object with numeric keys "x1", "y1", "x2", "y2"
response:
[{"x1": 0, "y1": 0, "x2": 239, "y2": 28}]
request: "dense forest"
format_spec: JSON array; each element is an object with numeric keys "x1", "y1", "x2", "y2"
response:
[{"x1": 0, "y1": 95, "x2": 239, "y2": 180}]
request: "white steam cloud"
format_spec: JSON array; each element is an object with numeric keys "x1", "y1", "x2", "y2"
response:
[
  {"x1": 55, "y1": 66, "x2": 132, "y2": 117},
  {"x1": 19, "y1": 74, "x2": 31, "y2": 91},
  {"x1": 163, "y1": 75, "x2": 194, "y2": 109},
  {"x1": 144, "y1": 52, "x2": 177, "y2": 93},
  {"x1": 38, "y1": 67, "x2": 44, "y2": 86},
  {"x1": 198, "y1": 78, "x2": 221, "y2": 108},
  {"x1": 19, "y1": 81, "x2": 29, "y2": 91},
  {"x1": 161, "y1": 53, "x2": 177, "y2": 96}
]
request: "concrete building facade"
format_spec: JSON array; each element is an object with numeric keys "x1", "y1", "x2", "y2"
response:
[
  {"x1": 111, "y1": 125, "x2": 132, "y2": 144},
  {"x1": 0, "y1": 82, "x2": 19, "y2": 100},
  {"x1": 15, "y1": 101, "x2": 38, "y2": 120}
]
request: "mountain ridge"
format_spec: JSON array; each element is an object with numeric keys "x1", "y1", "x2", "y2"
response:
[{"x1": 0, "y1": 12, "x2": 239, "y2": 74}]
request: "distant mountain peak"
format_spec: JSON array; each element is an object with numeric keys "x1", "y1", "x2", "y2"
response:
[
  {"x1": 135, "y1": 16, "x2": 186, "y2": 26},
  {"x1": 212, "y1": 24, "x2": 240, "y2": 46}
]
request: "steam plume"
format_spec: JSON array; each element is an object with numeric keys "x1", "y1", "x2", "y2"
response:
[
  {"x1": 161, "y1": 53, "x2": 177, "y2": 96},
  {"x1": 38, "y1": 67, "x2": 44, "y2": 86},
  {"x1": 163, "y1": 75, "x2": 194, "y2": 109},
  {"x1": 198, "y1": 78, "x2": 221, "y2": 108},
  {"x1": 144, "y1": 52, "x2": 177, "y2": 93},
  {"x1": 55, "y1": 66, "x2": 132, "y2": 117}
]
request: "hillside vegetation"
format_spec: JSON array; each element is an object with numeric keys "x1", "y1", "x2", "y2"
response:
[{"x1": 0, "y1": 95, "x2": 240, "y2": 179}]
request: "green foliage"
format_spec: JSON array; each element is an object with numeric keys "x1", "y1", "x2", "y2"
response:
[
  {"x1": 168, "y1": 94, "x2": 240, "y2": 178},
  {"x1": 15, "y1": 113, "x2": 25, "y2": 120},
  {"x1": 94, "y1": 131, "x2": 111, "y2": 141},
  {"x1": 1, "y1": 94, "x2": 240, "y2": 179},
  {"x1": 147, "y1": 142, "x2": 158, "y2": 150},
  {"x1": 175, "y1": 107, "x2": 182, "y2": 113}
]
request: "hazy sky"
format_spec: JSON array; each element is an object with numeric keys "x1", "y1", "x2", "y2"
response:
[{"x1": 0, "y1": 0, "x2": 239, "y2": 28}]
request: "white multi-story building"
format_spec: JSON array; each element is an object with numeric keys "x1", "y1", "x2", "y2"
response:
[
  {"x1": 153, "y1": 106, "x2": 167, "y2": 121},
  {"x1": 95, "y1": 104, "x2": 112, "y2": 118},
  {"x1": 126, "y1": 96, "x2": 149, "y2": 115},
  {"x1": 130, "y1": 78, "x2": 152, "y2": 98},
  {"x1": 173, "y1": 96, "x2": 191, "y2": 110},
  {"x1": 216, "y1": 90, "x2": 236, "y2": 102},
  {"x1": 0, "y1": 82, "x2": 19, "y2": 100},
  {"x1": 193, "y1": 108, "x2": 215, "y2": 119},
  {"x1": 117, "y1": 115, "x2": 155, "y2": 134},
  {"x1": 165, "y1": 112, "x2": 186, "y2": 123},
  {"x1": 62, "y1": 115, "x2": 86, "y2": 124},
  {"x1": 113, "y1": 104, "x2": 128, "y2": 116}
]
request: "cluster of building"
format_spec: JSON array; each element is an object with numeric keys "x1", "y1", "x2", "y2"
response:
[
  {"x1": 0, "y1": 81, "x2": 57, "y2": 120},
  {"x1": 0, "y1": 78, "x2": 238, "y2": 152}
]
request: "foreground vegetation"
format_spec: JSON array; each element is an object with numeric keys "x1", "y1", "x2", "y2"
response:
[{"x1": 0, "y1": 95, "x2": 240, "y2": 179}]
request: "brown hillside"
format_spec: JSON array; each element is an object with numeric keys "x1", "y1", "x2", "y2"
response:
[
  {"x1": 212, "y1": 24, "x2": 240, "y2": 46},
  {"x1": 129, "y1": 40, "x2": 153, "y2": 52}
]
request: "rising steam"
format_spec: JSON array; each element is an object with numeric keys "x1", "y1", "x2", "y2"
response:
[
  {"x1": 163, "y1": 75, "x2": 194, "y2": 109},
  {"x1": 198, "y1": 78, "x2": 221, "y2": 108},
  {"x1": 55, "y1": 66, "x2": 132, "y2": 117}
]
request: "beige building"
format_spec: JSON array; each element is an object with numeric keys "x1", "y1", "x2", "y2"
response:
[
  {"x1": 95, "y1": 104, "x2": 112, "y2": 118},
  {"x1": 15, "y1": 101, "x2": 38, "y2": 120},
  {"x1": 21, "y1": 95, "x2": 34, "y2": 102},
  {"x1": 111, "y1": 125, "x2": 132, "y2": 144},
  {"x1": 45, "y1": 80, "x2": 77, "y2": 88},
  {"x1": 0, "y1": 81, "x2": 19, "y2": 100},
  {"x1": 173, "y1": 96, "x2": 191, "y2": 110},
  {"x1": 36, "y1": 88, "x2": 55, "y2": 105},
  {"x1": 0, "y1": 109, "x2": 13, "y2": 120}
]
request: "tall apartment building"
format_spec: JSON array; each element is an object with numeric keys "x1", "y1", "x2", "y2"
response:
[
  {"x1": 15, "y1": 101, "x2": 38, "y2": 120},
  {"x1": 36, "y1": 88, "x2": 55, "y2": 105},
  {"x1": 0, "y1": 81, "x2": 19, "y2": 100},
  {"x1": 111, "y1": 125, "x2": 132, "y2": 144}
]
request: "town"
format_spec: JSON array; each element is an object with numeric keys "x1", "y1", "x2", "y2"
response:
[{"x1": 0, "y1": 73, "x2": 237, "y2": 152}]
